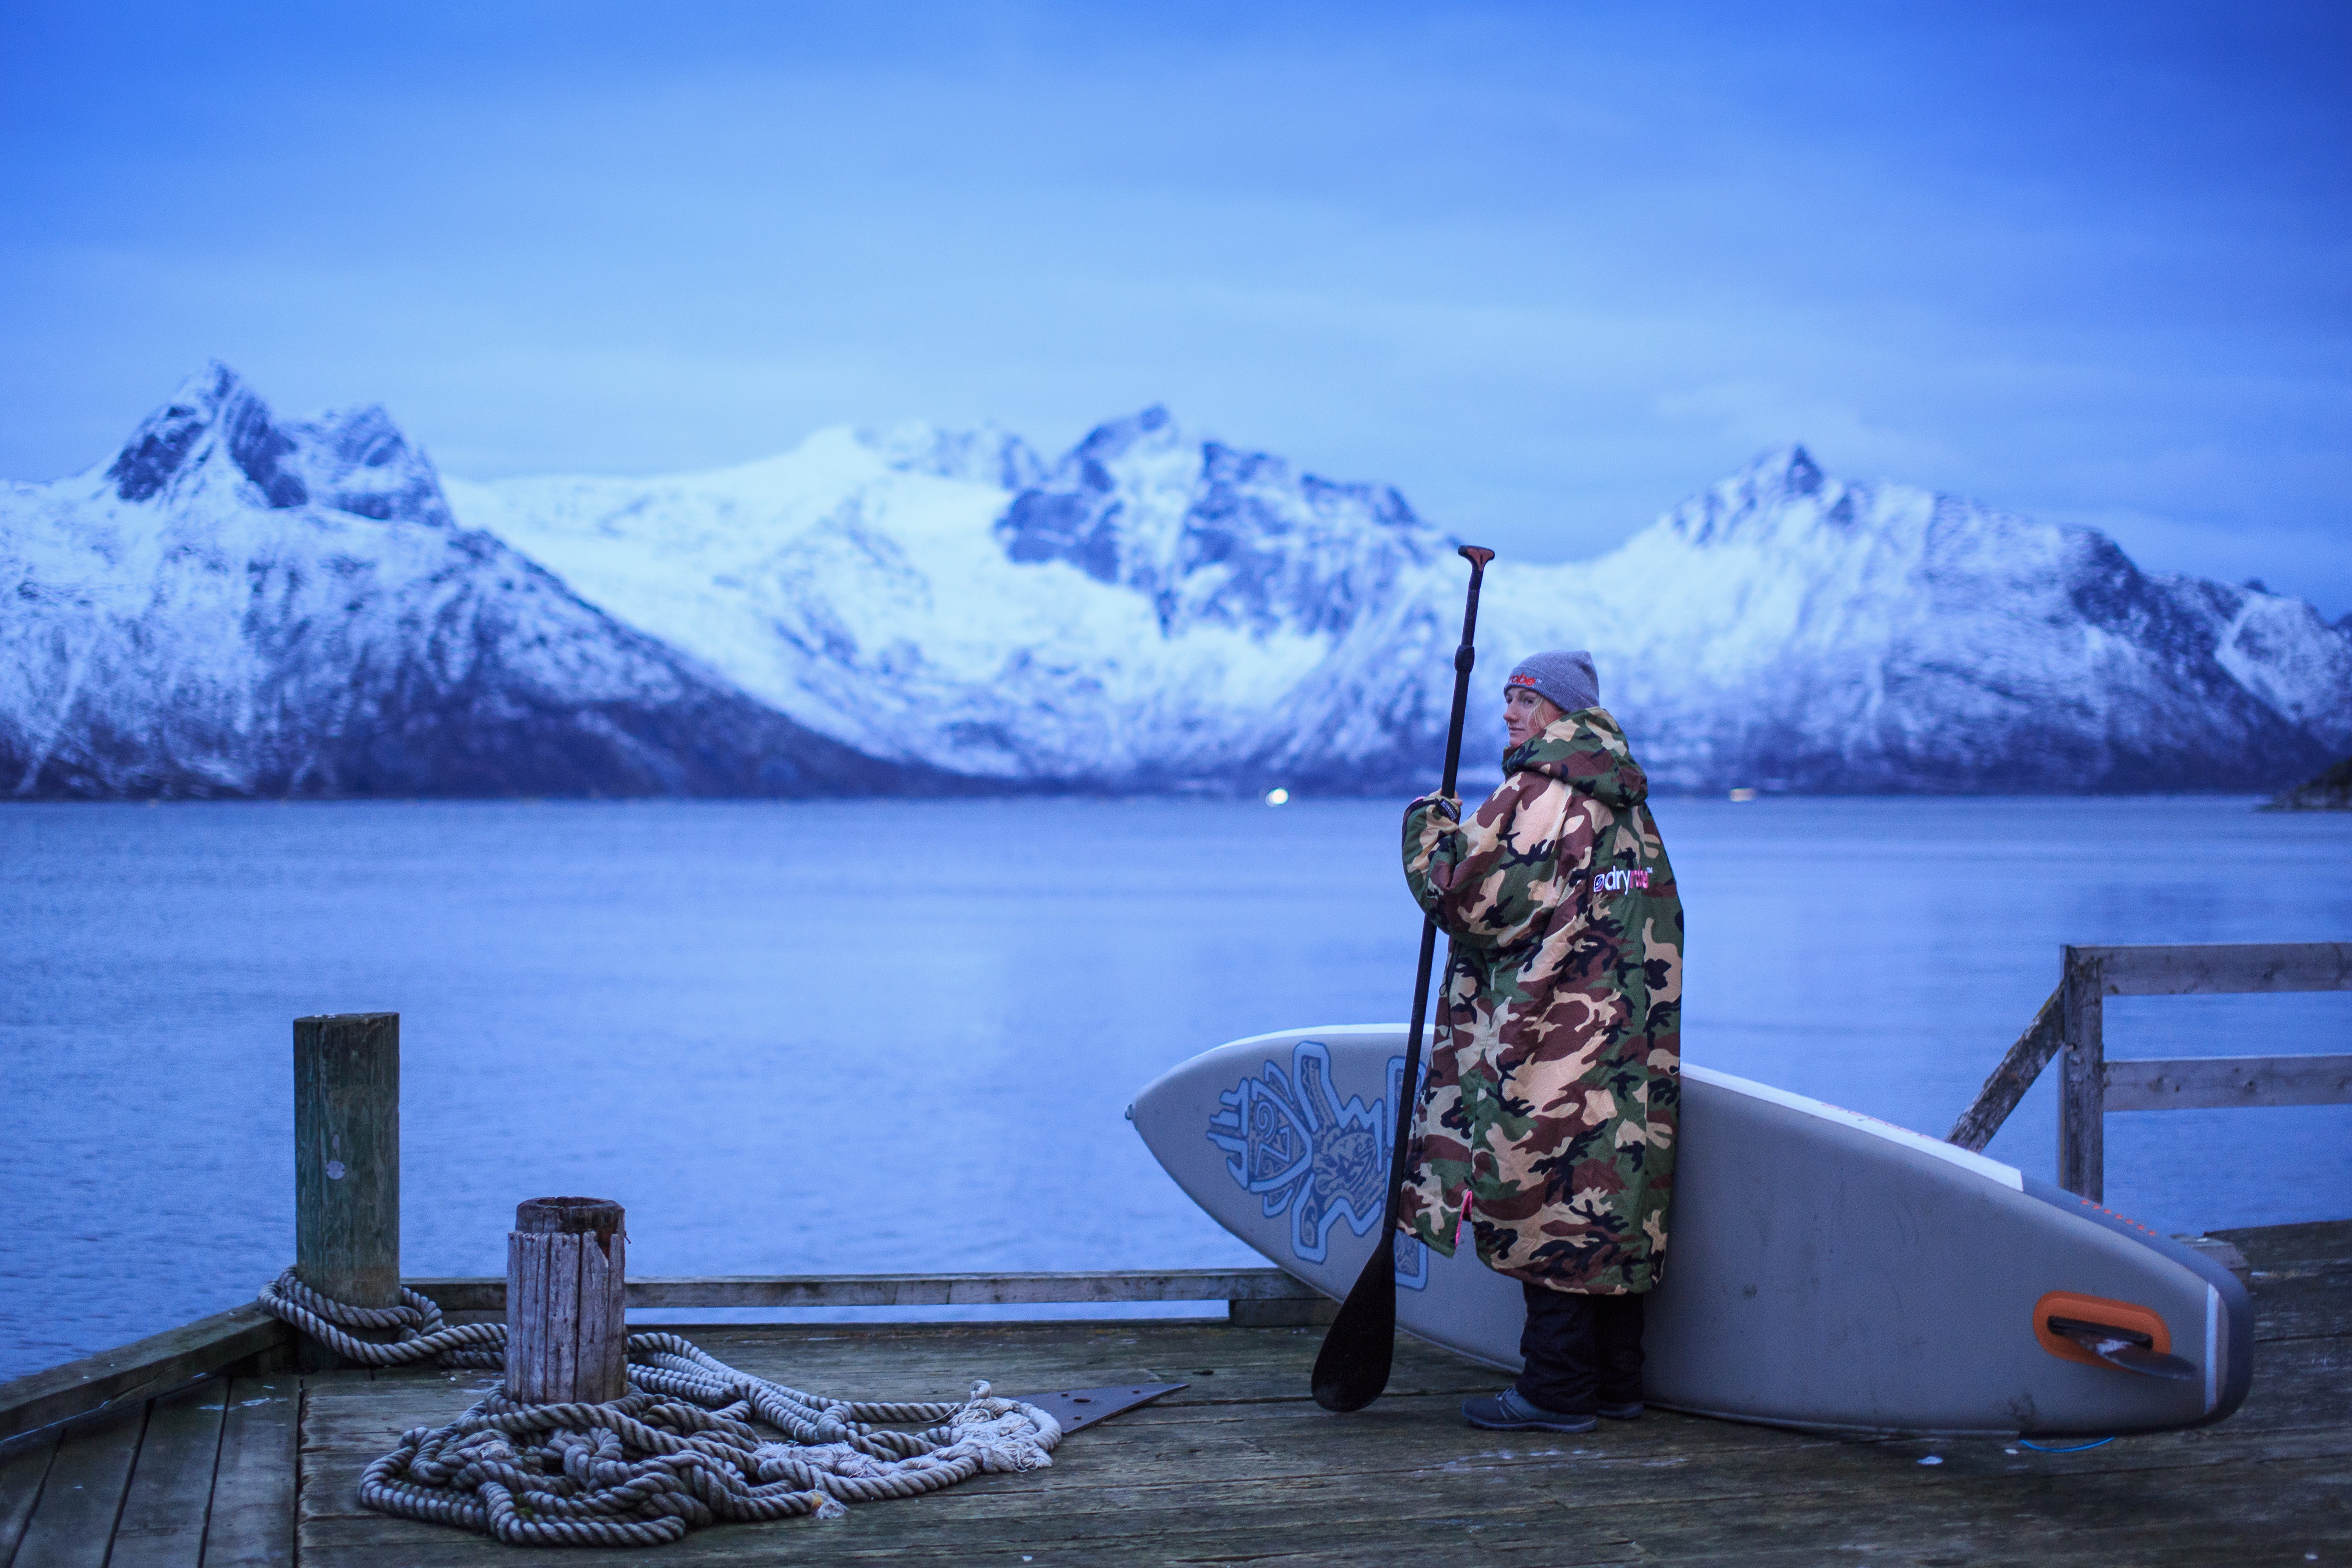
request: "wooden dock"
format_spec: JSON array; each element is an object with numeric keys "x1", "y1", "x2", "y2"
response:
[{"x1": 0, "y1": 1218, "x2": 2343, "y2": 1566}]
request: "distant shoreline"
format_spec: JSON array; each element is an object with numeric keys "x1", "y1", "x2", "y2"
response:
[{"x1": 1, "y1": 790, "x2": 2323, "y2": 808}]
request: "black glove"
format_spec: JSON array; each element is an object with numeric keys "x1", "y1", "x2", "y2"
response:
[{"x1": 1412, "y1": 792, "x2": 1462, "y2": 826}]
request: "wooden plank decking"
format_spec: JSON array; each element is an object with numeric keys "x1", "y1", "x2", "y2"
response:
[{"x1": 3, "y1": 1220, "x2": 2346, "y2": 1566}]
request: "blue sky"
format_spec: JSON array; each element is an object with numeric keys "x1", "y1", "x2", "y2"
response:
[{"x1": 4, "y1": 1, "x2": 2348, "y2": 611}]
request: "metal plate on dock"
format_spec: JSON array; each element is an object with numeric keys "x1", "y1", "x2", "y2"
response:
[{"x1": 1014, "y1": 1382, "x2": 1186, "y2": 1433}]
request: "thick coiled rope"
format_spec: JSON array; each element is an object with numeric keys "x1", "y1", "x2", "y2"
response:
[
  {"x1": 258, "y1": 1270, "x2": 505, "y2": 1368},
  {"x1": 258, "y1": 1272, "x2": 1061, "y2": 1548}
]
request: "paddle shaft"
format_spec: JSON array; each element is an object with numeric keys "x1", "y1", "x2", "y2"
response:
[
  {"x1": 1311, "y1": 543, "x2": 1493, "y2": 1411},
  {"x1": 1383, "y1": 551, "x2": 1492, "y2": 1242}
]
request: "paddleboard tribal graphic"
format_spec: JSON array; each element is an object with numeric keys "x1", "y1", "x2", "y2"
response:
[{"x1": 1205, "y1": 1041, "x2": 1429, "y2": 1287}]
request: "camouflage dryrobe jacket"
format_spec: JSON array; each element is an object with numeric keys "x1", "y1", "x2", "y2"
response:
[{"x1": 1397, "y1": 707, "x2": 1684, "y2": 1295}]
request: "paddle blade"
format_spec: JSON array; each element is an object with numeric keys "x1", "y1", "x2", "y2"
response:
[
  {"x1": 2047, "y1": 1316, "x2": 2200, "y2": 1381},
  {"x1": 1013, "y1": 1383, "x2": 1189, "y2": 1434},
  {"x1": 1311, "y1": 1242, "x2": 1398, "y2": 1412},
  {"x1": 2100, "y1": 1343, "x2": 2199, "y2": 1381}
]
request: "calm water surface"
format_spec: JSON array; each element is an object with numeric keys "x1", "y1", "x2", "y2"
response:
[{"x1": 2, "y1": 796, "x2": 2346, "y2": 1380}]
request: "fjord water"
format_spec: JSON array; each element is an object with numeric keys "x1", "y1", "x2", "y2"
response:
[{"x1": 2, "y1": 796, "x2": 2346, "y2": 1382}]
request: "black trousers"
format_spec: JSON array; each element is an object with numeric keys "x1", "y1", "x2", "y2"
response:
[{"x1": 1514, "y1": 1282, "x2": 1644, "y2": 1414}]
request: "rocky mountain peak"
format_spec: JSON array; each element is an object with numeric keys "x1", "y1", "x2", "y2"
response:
[
  {"x1": 1766, "y1": 442, "x2": 1825, "y2": 496},
  {"x1": 1663, "y1": 442, "x2": 1847, "y2": 548},
  {"x1": 101, "y1": 362, "x2": 452, "y2": 528},
  {"x1": 1071, "y1": 404, "x2": 1181, "y2": 466},
  {"x1": 279, "y1": 403, "x2": 457, "y2": 529},
  {"x1": 862, "y1": 421, "x2": 1046, "y2": 491},
  {"x1": 993, "y1": 408, "x2": 1441, "y2": 639},
  {"x1": 105, "y1": 360, "x2": 304, "y2": 509}
]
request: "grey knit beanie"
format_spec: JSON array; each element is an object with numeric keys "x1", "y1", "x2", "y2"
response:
[{"x1": 1505, "y1": 649, "x2": 1599, "y2": 715}]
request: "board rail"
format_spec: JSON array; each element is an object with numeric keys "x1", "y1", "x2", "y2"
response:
[{"x1": 1947, "y1": 941, "x2": 2352, "y2": 1199}]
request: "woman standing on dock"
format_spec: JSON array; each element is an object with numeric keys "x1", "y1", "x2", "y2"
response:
[{"x1": 1398, "y1": 649, "x2": 1685, "y2": 1435}]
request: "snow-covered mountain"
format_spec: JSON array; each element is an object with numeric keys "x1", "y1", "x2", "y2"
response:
[
  {"x1": 445, "y1": 405, "x2": 1443, "y2": 784},
  {"x1": 6, "y1": 365, "x2": 2346, "y2": 799},
  {"x1": 1466, "y1": 448, "x2": 2352, "y2": 793},
  {"x1": 0, "y1": 365, "x2": 923, "y2": 798},
  {"x1": 454, "y1": 411, "x2": 2350, "y2": 795}
]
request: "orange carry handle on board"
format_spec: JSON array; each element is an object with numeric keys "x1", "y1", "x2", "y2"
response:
[{"x1": 2034, "y1": 1289, "x2": 2171, "y2": 1370}]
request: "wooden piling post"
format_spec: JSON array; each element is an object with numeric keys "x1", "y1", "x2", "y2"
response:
[
  {"x1": 2056, "y1": 949, "x2": 2105, "y2": 1201},
  {"x1": 506, "y1": 1198, "x2": 628, "y2": 1406},
  {"x1": 293, "y1": 1013, "x2": 400, "y2": 1308}
]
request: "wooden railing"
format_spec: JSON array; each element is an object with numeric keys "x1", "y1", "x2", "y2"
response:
[
  {"x1": 1948, "y1": 942, "x2": 2352, "y2": 1200},
  {"x1": 0, "y1": 1267, "x2": 1324, "y2": 1445},
  {"x1": 411, "y1": 1269, "x2": 1323, "y2": 1318}
]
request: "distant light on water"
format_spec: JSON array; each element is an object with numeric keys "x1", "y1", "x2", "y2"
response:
[
  {"x1": 1264, "y1": 787, "x2": 1290, "y2": 806},
  {"x1": 1729, "y1": 787, "x2": 1758, "y2": 803}
]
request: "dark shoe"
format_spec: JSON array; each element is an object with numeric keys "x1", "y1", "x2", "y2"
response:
[
  {"x1": 1597, "y1": 1400, "x2": 1644, "y2": 1421},
  {"x1": 1462, "y1": 1387, "x2": 1598, "y2": 1433}
]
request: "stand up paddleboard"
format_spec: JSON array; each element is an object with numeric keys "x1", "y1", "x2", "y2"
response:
[{"x1": 1130, "y1": 1026, "x2": 2252, "y2": 1438}]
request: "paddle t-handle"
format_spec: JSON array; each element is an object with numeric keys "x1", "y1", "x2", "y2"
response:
[{"x1": 1311, "y1": 543, "x2": 1495, "y2": 1414}]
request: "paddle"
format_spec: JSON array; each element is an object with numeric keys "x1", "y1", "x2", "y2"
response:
[{"x1": 1312, "y1": 543, "x2": 1495, "y2": 1413}]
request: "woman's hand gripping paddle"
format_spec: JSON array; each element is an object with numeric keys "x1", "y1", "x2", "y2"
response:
[{"x1": 1311, "y1": 543, "x2": 1495, "y2": 1413}]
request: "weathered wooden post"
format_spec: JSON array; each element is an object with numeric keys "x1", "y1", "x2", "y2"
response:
[
  {"x1": 293, "y1": 1013, "x2": 401, "y2": 1308},
  {"x1": 506, "y1": 1198, "x2": 629, "y2": 1405},
  {"x1": 2056, "y1": 948, "x2": 2105, "y2": 1201}
]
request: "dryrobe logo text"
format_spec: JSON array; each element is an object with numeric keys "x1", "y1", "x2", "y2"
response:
[{"x1": 1588, "y1": 867, "x2": 1652, "y2": 896}]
